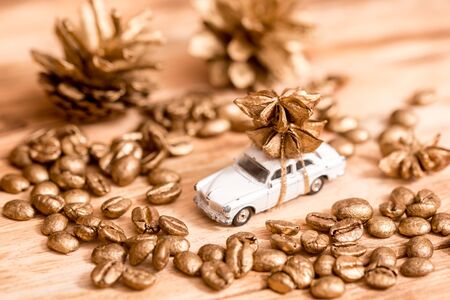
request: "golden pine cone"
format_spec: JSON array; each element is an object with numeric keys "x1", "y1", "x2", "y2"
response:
[
  {"x1": 31, "y1": 0, "x2": 164, "y2": 123},
  {"x1": 189, "y1": 0, "x2": 312, "y2": 89}
]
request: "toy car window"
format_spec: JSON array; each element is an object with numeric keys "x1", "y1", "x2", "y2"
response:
[
  {"x1": 236, "y1": 154, "x2": 269, "y2": 183},
  {"x1": 296, "y1": 160, "x2": 313, "y2": 170},
  {"x1": 271, "y1": 166, "x2": 293, "y2": 180}
]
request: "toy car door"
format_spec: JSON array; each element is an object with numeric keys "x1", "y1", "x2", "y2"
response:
[
  {"x1": 266, "y1": 164, "x2": 300, "y2": 208},
  {"x1": 295, "y1": 159, "x2": 317, "y2": 193}
]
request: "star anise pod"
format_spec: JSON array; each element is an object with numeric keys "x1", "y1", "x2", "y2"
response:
[
  {"x1": 234, "y1": 88, "x2": 321, "y2": 129},
  {"x1": 379, "y1": 134, "x2": 450, "y2": 180},
  {"x1": 247, "y1": 121, "x2": 325, "y2": 159},
  {"x1": 189, "y1": 0, "x2": 312, "y2": 89}
]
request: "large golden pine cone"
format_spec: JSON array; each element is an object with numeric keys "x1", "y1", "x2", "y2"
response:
[
  {"x1": 31, "y1": 0, "x2": 164, "y2": 123},
  {"x1": 189, "y1": 0, "x2": 312, "y2": 89}
]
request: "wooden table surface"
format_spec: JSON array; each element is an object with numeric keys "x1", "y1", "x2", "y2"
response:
[{"x1": 0, "y1": 0, "x2": 449, "y2": 299}]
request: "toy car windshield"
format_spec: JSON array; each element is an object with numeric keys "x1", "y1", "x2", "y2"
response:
[{"x1": 236, "y1": 154, "x2": 269, "y2": 183}]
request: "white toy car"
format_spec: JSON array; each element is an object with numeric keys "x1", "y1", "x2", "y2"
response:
[{"x1": 194, "y1": 143, "x2": 346, "y2": 226}]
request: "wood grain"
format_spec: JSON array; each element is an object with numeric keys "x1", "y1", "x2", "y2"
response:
[{"x1": 0, "y1": 0, "x2": 449, "y2": 299}]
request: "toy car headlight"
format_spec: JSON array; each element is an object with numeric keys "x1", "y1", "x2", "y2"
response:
[{"x1": 223, "y1": 205, "x2": 231, "y2": 213}]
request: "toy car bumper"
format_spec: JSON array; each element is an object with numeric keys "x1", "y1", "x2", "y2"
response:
[{"x1": 194, "y1": 194, "x2": 232, "y2": 225}]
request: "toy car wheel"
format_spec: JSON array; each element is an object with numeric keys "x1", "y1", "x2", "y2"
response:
[
  {"x1": 309, "y1": 177, "x2": 324, "y2": 195},
  {"x1": 232, "y1": 207, "x2": 253, "y2": 226}
]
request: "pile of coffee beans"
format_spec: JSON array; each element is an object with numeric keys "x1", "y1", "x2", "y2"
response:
[
  {"x1": 0, "y1": 124, "x2": 189, "y2": 288},
  {"x1": 81, "y1": 186, "x2": 445, "y2": 296},
  {"x1": 2, "y1": 145, "x2": 448, "y2": 298},
  {"x1": 1, "y1": 125, "x2": 184, "y2": 217},
  {"x1": 306, "y1": 74, "x2": 370, "y2": 158},
  {"x1": 143, "y1": 91, "x2": 255, "y2": 138}
]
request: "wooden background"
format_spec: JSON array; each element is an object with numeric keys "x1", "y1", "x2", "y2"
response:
[{"x1": 0, "y1": 0, "x2": 449, "y2": 299}]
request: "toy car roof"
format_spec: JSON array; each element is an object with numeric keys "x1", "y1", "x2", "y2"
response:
[{"x1": 243, "y1": 143, "x2": 341, "y2": 171}]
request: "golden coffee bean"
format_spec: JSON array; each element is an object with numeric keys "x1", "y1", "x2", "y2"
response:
[
  {"x1": 200, "y1": 260, "x2": 234, "y2": 291},
  {"x1": 226, "y1": 232, "x2": 258, "y2": 252},
  {"x1": 98, "y1": 220, "x2": 127, "y2": 243},
  {"x1": 32, "y1": 194, "x2": 65, "y2": 215},
  {"x1": 365, "y1": 262, "x2": 397, "y2": 290},
  {"x1": 253, "y1": 249, "x2": 287, "y2": 272},
  {"x1": 310, "y1": 276, "x2": 345, "y2": 299},
  {"x1": 306, "y1": 212, "x2": 337, "y2": 232},
  {"x1": 218, "y1": 103, "x2": 253, "y2": 132},
  {"x1": 344, "y1": 128, "x2": 370, "y2": 144},
  {"x1": 31, "y1": 181, "x2": 59, "y2": 198},
  {"x1": 328, "y1": 137, "x2": 355, "y2": 158},
  {"x1": 330, "y1": 218, "x2": 363, "y2": 243},
  {"x1": 9, "y1": 144, "x2": 32, "y2": 168},
  {"x1": 174, "y1": 251, "x2": 204, "y2": 276},
  {"x1": 301, "y1": 230, "x2": 329, "y2": 254},
  {"x1": 42, "y1": 213, "x2": 68, "y2": 235},
  {"x1": 409, "y1": 89, "x2": 437, "y2": 106},
  {"x1": 327, "y1": 115, "x2": 358, "y2": 133},
  {"x1": 64, "y1": 202, "x2": 93, "y2": 221},
  {"x1": 0, "y1": 174, "x2": 30, "y2": 194},
  {"x1": 159, "y1": 215, "x2": 189, "y2": 236},
  {"x1": 110, "y1": 154, "x2": 141, "y2": 186},
  {"x1": 390, "y1": 186, "x2": 415, "y2": 206},
  {"x1": 314, "y1": 254, "x2": 336, "y2": 277},
  {"x1": 158, "y1": 235, "x2": 190, "y2": 256},
  {"x1": 124, "y1": 233, "x2": 158, "y2": 249},
  {"x1": 226, "y1": 237, "x2": 253, "y2": 278},
  {"x1": 129, "y1": 240, "x2": 156, "y2": 266},
  {"x1": 62, "y1": 189, "x2": 90, "y2": 204},
  {"x1": 197, "y1": 118, "x2": 231, "y2": 137},
  {"x1": 431, "y1": 213, "x2": 450, "y2": 236},
  {"x1": 398, "y1": 217, "x2": 431, "y2": 237},
  {"x1": 406, "y1": 202, "x2": 436, "y2": 219},
  {"x1": 330, "y1": 241, "x2": 367, "y2": 258},
  {"x1": 22, "y1": 164, "x2": 49, "y2": 184},
  {"x1": 366, "y1": 216, "x2": 397, "y2": 238},
  {"x1": 132, "y1": 206, "x2": 160, "y2": 234},
  {"x1": 389, "y1": 108, "x2": 418, "y2": 128},
  {"x1": 122, "y1": 267, "x2": 156, "y2": 290},
  {"x1": 270, "y1": 234, "x2": 301, "y2": 255},
  {"x1": 405, "y1": 237, "x2": 433, "y2": 258},
  {"x1": 333, "y1": 255, "x2": 365, "y2": 282},
  {"x1": 165, "y1": 136, "x2": 194, "y2": 157},
  {"x1": 28, "y1": 131, "x2": 61, "y2": 163},
  {"x1": 379, "y1": 200, "x2": 406, "y2": 220},
  {"x1": 283, "y1": 255, "x2": 315, "y2": 289},
  {"x1": 47, "y1": 231, "x2": 80, "y2": 254},
  {"x1": 265, "y1": 220, "x2": 300, "y2": 235},
  {"x1": 49, "y1": 155, "x2": 86, "y2": 190},
  {"x1": 86, "y1": 170, "x2": 111, "y2": 196},
  {"x1": 91, "y1": 260, "x2": 124, "y2": 288},
  {"x1": 2, "y1": 199, "x2": 35, "y2": 221},
  {"x1": 101, "y1": 196, "x2": 132, "y2": 219},
  {"x1": 332, "y1": 198, "x2": 373, "y2": 223},
  {"x1": 370, "y1": 247, "x2": 397, "y2": 268},
  {"x1": 74, "y1": 215, "x2": 101, "y2": 241},
  {"x1": 198, "y1": 244, "x2": 225, "y2": 262},
  {"x1": 146, "y1": 182, "x2": 182, "y2": 205},
  {"x1": 91, "y1": 243, "x2": 127, "y2": 265},
  {"x1": 400, "y1": 257, "x2": 434, "y2": 277},
  {"x1": 416, "y1": 189, "x2": 440, "y2": 206},
  {"x1": 268, "y1": 271, "x2": 296, "y2": 294},
  {"x1": 151, "y1": 239, "x2": 170, "y2": 271},
  {"x1": 147, "y1": 168, "x2": 180, "y2": 185}
]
